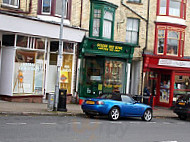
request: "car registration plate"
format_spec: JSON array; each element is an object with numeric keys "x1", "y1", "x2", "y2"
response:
[
  {"x1": 86, "y1": 101, "x2": 95, "y2": 104},
  {"x1": 178, "y1": 102, "x2": 185, "y2": 105}
]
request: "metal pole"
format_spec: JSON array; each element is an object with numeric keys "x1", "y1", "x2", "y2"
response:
[{"x1": 54, "y1": 0, "x2": 66, "y2": 111}]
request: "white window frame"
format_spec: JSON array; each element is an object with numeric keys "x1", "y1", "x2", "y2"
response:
[
  {"x1": 42, "y1": 0, "x2": 52, "y2": 14},
  {"x1": 126, "y1": 18, "x2": 140, "y2": 45}
]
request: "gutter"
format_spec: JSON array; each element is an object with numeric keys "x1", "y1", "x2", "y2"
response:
[
  {"x1": 79, "y1": 0, "x2": 83, "y2": 27},
  {"x1": 1, "y1": 0, "x2": 32, "y2": 14}
]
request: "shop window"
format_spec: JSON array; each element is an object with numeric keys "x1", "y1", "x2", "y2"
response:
[
  {"x1": 50, "y1": 41, "x2": 59, "y2": 52},
  {"x1": 104, "y1": 60, "x2": 125, "y2": 93},
  {"x1": 89, "y1": 1, "x2": 117, "y2": 40},
  {"x1": 16, "y1": 35, "x2": 28, "y2": 48},
  {"x1": 13, "y1": 49, "x2": 44, "y2": 95},
  {"x1": 155, "y1": 25, "x2": 185, "y2": 57},
  {"x1": 2, "y1": 34, "x2": 15, "y2": 46},
  {"x1": 40, "y1": 0, "x2": 70, "y2": 19},
  {"x1": 2, "y1": 0, "x2": 19, "y2": 7},
  {"x1": 35, "y1": 38, "x2": 45, "y2": 49},
  {"x1": 158, "y1": 0, "x2": 186, "y2": 19},
  {"x1": 174, "y1": 75, "x2": 190, "y2": 102},
  {"x1": 126, "y1": 18, "x2": 140, "y2": 45},
  {"x1": 63, "y1": 43, "x2": 73, "y2": 53},
  {"x1": 60, "y1": 54, "x2": 73, "y2": 94},
  {"x1": 42, "y1": 0, "x2": 51, "y2": 14}
]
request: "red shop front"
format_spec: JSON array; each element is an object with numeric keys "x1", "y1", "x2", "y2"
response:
[{"x1": 143, "y1": 54, "x2": 190, "y2": 107}]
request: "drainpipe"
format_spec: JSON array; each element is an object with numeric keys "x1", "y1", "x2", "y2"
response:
[
  {"x1": 141, "y1": 0, "x2": 150, "y2": 102},
  {"x1": 121, "y1": 0, "x2": 150, "y2": 100},
  {"x1": 79, "y1": 0, "x2": 83, "y2": 28},
  {"x1": 1, "y1": 0, "x2": 32, "y2": 14}
]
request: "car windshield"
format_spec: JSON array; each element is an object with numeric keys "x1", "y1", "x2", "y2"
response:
[
  {"x1": 121, "y1": 95, "x2": 135, "y2": 103},
  {"x1": 99, "y1": 94, "x2": 121, "y2": 101}
]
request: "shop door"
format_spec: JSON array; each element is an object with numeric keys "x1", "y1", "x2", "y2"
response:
[
  {"x1": 158, "y1": 73, "x2": 171, "y2": 104},
  {"x1": 85, "y1": 57, "x2": 104, "y2": 97}
]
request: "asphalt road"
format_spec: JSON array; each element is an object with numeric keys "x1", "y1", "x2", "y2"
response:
[{"x1": 0, "y1": 115, "x2": 189, "y2": 142}]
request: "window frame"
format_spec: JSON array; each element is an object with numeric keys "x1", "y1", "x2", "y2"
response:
[
  {"x1": 157, "y1": 0, "x2": 187, "y2": 19},
  {"x1": 41, "y1": 0, "x2": 52, "y2": 14},
  {"x1": 154, "y1": 24, "x2": 185, "y2": 57},
  {"x1": 2, "y1": 0, "x2": 19, "y2": 8},
  {"x1": 126, "y1": 18, "x2": 140, "y2": 45},
  {"x1": 38, "y1": 0, "x2": 71, "y2": 20},
  {"x1": 89, "y1": 1, "x2": 117, "y2": 41}
]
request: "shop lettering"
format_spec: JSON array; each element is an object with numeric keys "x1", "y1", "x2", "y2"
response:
[
  {"x1": 97, "y1": 43, "x2": 123, "y2": 52},
  {"x1": 159, "y1": 59, "x2": 190, "y2": 68}
]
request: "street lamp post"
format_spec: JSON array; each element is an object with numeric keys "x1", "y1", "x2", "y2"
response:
[{"x1": 54, "y1": 0, "x2": 66, "y2": 111}]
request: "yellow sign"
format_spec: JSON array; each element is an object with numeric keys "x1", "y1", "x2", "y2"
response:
[
  {"x1": 97, "y1": 43, "x2": 123, "y2": 52},
  {"x1": 60, "y1": 70, "x2": 68, "y2": 83}
]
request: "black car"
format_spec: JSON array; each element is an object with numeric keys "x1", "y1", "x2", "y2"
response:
[{"x1": 173, "y1": 94, "x2": 190, "y2": 120}]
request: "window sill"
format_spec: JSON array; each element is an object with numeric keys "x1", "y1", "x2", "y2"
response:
[
  {"x1": 126, "y1": 1, "x2": 143, "y2": 5},
  {"x1": 1, "y1": 3, "x2": 20, "y2": 10}
]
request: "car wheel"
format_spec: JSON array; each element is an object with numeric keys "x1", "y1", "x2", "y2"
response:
[
  {"x1": 85, "y1": 112, "x2": 94, "y2": 118},
  {"x1": 109, "y1": 107, "x2": 120, "y2": 121},
  {"x1": 178, "y1": 114, "x2": 187, "y2": 120},
  {"x1": 142, "y1": 109, "x2": 152, "y2": 121}
]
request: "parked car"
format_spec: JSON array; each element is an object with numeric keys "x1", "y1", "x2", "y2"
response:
[
  {"x1": 173, "y1": 94, "x2": 190, "y2": 120},
  {"x1": 81, "y1": 94, "x2": 152, "y2": 121}
]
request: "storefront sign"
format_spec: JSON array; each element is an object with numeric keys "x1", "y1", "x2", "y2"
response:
[
  {"x1": 158, "y1": 59, "x2": 190, "y2": 68},
  {"x1": 97, "y1": 43, "x2": 123, "y2": 52}
]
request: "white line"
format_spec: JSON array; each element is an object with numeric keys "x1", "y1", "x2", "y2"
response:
[
  {"x1": 163, "y1": 122, "x2": 171, "y2": 125},
  {"x1": 6, "y1": 123, "x2": 26, "y2": 125},
  {"x1": 110, "y1": 122, "x2": 122, "y2": 124},
  {"x1": 68, "y1": 122, "x2": 81, "y2": 125},
  {"x1": 160, "y1": 141, "x2": 177, "y2": 142},
  {"x1": 129, "y1": 122, "x2": 141, "y2": 124},
  {"x1": 40, "y1": 123, "x2": 57, "y2": 125},
  {"x1": 90, "y1": 122, "x2": 102, "y2": 124}
]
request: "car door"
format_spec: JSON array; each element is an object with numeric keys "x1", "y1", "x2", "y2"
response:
[{"x1": 121, "y1": 96, "x2": 140, "y2": 116}]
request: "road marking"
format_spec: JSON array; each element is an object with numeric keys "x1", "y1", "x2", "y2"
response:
[
  {"x1": 68, "y1": 122, "x2": 81, "y2": 125},
  {"x1": 90, "y1": 122, "x2": 102, "y2": 124},
  {"x1": 110, "y1": 122, "x2": 122, "y2": 124},
  {"x1": 40, "y1": 123, "x2": 56, "y2": 125},
  {"x1": 163, "y1": 122, "x2": 171, "y2": 125},
  {"x1": 159, "y1": 141, "x2": 177, "y2": 142},
  {"x1": 6, "y1": 123, "x2": 26, "y2": 125},
  {"x1": 129, "y1": 122, "x2": 141, "y2": 124}
]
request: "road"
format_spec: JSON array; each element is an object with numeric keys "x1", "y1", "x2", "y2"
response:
[{"x1": 0, "y1": 115, "x2": 189, "y2": 142}]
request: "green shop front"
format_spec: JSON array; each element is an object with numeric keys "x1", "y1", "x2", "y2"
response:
[{"x1": 78, "y1": 37, "x2": 135, "y2": 99}]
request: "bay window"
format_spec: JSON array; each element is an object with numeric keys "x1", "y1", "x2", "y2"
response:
[
  {"x1": 90, "y1": 0, "x2": 117, "y2": 40},
  {"x1": 158, "y1": 0, "x2": 186, "y2": 19},
  {"x1": 155, "y1": 25, "x2": 185, "y2": 57}
]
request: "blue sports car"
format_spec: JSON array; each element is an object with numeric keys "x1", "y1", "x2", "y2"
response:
[{"x1": 81, "y1": 94, "x2": 152, "y2": 121}]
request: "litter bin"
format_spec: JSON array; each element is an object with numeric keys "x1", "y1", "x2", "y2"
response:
[
  {"x1": 143, "y1": 95, "x2": 150, "y2": 105},
  {"x1": 58, "y1": 89, "x2": 67, "y2": 112},
  {"x1": 47, "y1": 93, "x2": 55, "y2": 111}
]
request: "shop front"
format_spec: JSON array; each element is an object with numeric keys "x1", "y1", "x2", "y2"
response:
[
  {"x1": 78, "y1": 37, "x2": 135, "y2": 98},
  {"x1": 0, "y1": 12, "x2": 85, "y2": 102},
  {"x1": 143, "y1": 54, "x2": 190, "y2": 107}
]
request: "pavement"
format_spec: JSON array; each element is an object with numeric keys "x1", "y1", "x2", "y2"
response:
[{"x1": 0, "y1": 100, "x2": 178, "y2": 118}]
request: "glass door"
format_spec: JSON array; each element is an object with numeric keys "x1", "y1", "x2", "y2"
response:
[{"x1": 159, "y1": 74, "x2": 171, "y2": 104}]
